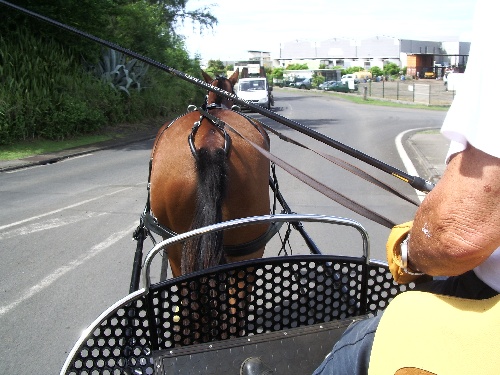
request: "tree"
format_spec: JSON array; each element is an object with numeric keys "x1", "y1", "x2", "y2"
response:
[
  {"x1": 370, "y1": 66, "x2": 383, "y2": 78},
  {"x1": 345, "y1": 66, "x2": 364, "y2": 73},
  {"x1": 146, "y1": 0, "x2": 218, "y2": 33},
  {"x1": 1, "y1": 0, "x2": 218, "y2": 62},
  {"x1": 205, "y1": 59, "x2": 226, "y2": 77},
  {"x1": 271, "y1": 67, "x2": 284, "y2": 80},
  {"x1": 286, "y1": 63, "x2": 309, "y2": 70},
  {"x1": 312, "y1": 73, "x2": 324, "y2": 88},
  {"x1": 1, "y1": 0, "x2": 120, "y2": 60}
]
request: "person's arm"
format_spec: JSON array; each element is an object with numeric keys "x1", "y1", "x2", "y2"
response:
[{"x1": 408, "y1": 143, "x2": 500, "y2": 276}]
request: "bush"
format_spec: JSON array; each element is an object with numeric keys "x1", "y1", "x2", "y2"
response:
[
  {"x1": 0, "y1": 28, "x2": 114, "y2": 143},
  {"x1": 312, "y1": 73, "x2": 325, "y2": 88},
  {"x1": 370, "y1": 66, "x2": 383, "y2": 78},
  {"x1": 383, "y1": 62, "x2": 400, "y2": 77},
  {"x1": 0, "y1": 26, "x2": 205, "y2": 145}
]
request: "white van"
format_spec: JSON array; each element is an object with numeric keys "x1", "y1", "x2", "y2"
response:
[
  {"x1": 341, "y1": 74, "x2": 359, "y2": 91},
  {"x1": 235, "y1": 77, "x2": 272, "y2": 110}
]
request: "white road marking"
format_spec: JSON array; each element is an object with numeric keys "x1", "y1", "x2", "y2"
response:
[
  {"x1": 0, "y1": 186, "x2": 133, "y2": 231},
  {"x1": 4, "y1": 154, "x2": 94, "y2": 173},
  {"x1": 0, "y1": 212, "x2": 106, "y2": 240},
  {"x1": 395, "y1": 128, "x2": 433, "y2": 202},
  {"x1": 0, "y1": 223, "x2": 137, "y2": 317},
  {"x1": 59, "y1": 154, "x2": 93, "y2": 162}
]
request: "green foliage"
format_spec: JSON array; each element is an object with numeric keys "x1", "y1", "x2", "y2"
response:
[
  {"x1": 0, "y1": 0, "x2": 217, "y2": 62},
  {"x1": 342, "y1": 66, "x2": 365, "y2": 75},
  {"x1": 0, "y1": 23, "x2": 204, "y2": 145},
  {"x1": 0, "y1": 1, "x2": 209, "y2": 145},
  {"x1": 312, "y1": 73, "x2": 325, "y2": 88},
  {"x1": 286, "y1": 63, "x2": 309, "y2": 70},
  {"x1": 270, "y1": 67, "x2": 285, "y2": 80},
  {"x1": 89, "y1": 48, "x2": 149, "y2": 97},
  {"x1": 0, "y1": 28, "x2": 116, "y2": 143},
  {"x1": 147, "y1": 0, "x2": 218, "y2": 33},
  {"x1": 370, "y1": 66, "x2": 383, "y2": 77},
  {"x1": 349, "y1": 66, "x2": 365, "y2": 73},
  {"x1": 108, "y1": 2, "x2": 174, "y2": 62},
  {"x1": 1, "y1": 0, "x2": 119, "y2": 61},
  {"x1": 205, "y1": 59, "x2": 226, "y2": 77},
  {"x1": 383, "y1": 62, "x2": 400, "y2": 76}
]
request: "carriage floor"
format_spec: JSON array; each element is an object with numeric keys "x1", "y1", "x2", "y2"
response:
[{"x1": 153, "y1": 317, "x2": 364, "y2": 375}]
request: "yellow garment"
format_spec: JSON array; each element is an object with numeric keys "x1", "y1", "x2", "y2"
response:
[
  {"x1": 369, "y1": 291, "x2": 500, "y2": 375},
  {"x1": 386, "y1": 221, "x2": 423, "y2": 284}
]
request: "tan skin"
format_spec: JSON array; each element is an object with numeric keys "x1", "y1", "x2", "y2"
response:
[{"x1": 409, "y1": 143, "x2": 500, "y2": 276}]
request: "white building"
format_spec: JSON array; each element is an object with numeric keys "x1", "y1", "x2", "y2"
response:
[{"x1": 277, "y1": 36, "x2": 470, "y2": 76}]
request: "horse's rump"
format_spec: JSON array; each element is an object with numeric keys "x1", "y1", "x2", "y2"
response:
[{"x1": 149, "y1": 109, "x2": 270, "y2": 275}]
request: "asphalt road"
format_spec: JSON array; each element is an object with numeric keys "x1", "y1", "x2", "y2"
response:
[{"x1": 0, "y1": 89, "x2": 447, "y2": 374}]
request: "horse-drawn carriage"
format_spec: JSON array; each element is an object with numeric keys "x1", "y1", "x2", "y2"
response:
[
  {"x1": 53, "y1": 70, "x2": 425, "y2": 374},
  {"x1": 7, "y1": 2, "x2": 497, "y2": 374},
  {"x1": 60, "y1": 214, "x2": 417, "y2": 375},
  {"x1": 54, "y1": 68, "x2": 418, "y2": 374}
]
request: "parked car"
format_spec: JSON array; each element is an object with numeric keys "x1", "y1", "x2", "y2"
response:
[
  {"x1": 291, "y1": 77, "x2": 312, "y2": 90},
  {"x1": 318, "y1": 80, "x2": 335, "y2": 90},
  {"x1": 323, "y1": 81, "x2": 351, "y2": 93}
]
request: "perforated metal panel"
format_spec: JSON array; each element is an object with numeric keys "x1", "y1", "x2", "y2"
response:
[
  {"x1": 62, "y1": 256, "x2": 414, "y2": 375},
  {"x1": 63, "y1": 294, "x2": 154, "y2": 375}
]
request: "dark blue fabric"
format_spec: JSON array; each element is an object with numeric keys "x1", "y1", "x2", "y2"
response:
[{"x1": 312, "y1": 314, "x2": 381, "y2": 375}]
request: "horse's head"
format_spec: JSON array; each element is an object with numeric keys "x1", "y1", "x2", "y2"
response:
[{"x1": 202, "y1": 69, "x2": 239, "y2": 109}]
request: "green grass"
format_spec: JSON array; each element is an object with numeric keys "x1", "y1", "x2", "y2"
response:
[
  {"x1": 0, "y1": 134, "x2": 112, "y2": 161},
  {"x1": 330, "y1": 93, "x2": 449, "y2": 110},
  {"x1": 282, "y1": 87, "x2": 450, "y2": 111}
]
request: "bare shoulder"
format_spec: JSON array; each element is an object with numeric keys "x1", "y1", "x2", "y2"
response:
[{"x1": 410, "y1": 144, "x2": 500, "y2": 275}]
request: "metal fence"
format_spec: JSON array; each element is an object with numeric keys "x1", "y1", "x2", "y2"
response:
[{"x1": 358, "y1": 79, "x2": 455, "y2": 106}]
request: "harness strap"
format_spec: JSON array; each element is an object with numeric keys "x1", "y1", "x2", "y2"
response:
[
  {"x1": 222, "y1": 221, "x2": 283, "y2": 256},
  {"x1": 260, "y1": 123, "x2": 419, "y2": 207},
  {"x1": 141, "y1": 208, "x2": 282, "y2": 257},
  {"x1": 143, "y1": 210, "x2": 178, "y2": 239},
  {"x1": 188, "y1": 109, "x2": 232, "y2": 158}
]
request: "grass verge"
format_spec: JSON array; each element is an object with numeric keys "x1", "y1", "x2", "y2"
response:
[
  {"x1": 279, "y1": 87, "x2": 450, "y2": 111},
  {"x1": 0, "y1": 120, "x2": 163, "y2": 161},
  {"x1": 0, "y1": 134, "x2": 112, "y2": 161}
]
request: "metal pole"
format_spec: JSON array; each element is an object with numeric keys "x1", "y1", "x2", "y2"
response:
[{"x1": 429, "y1": 83, "x2": 432, "y2": 106}]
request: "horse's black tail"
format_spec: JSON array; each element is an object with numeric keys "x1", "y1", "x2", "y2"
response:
[{"x1": 181, "y1": 147, "x2": 228, "y2": 274}]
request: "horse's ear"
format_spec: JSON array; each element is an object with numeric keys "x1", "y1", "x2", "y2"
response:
[
  {"x1": 201, "y1": 70, "x2": 213, "y2": 83},
  {"x1": 228, "y1": 69, "x2": 239, "y2": 86}
]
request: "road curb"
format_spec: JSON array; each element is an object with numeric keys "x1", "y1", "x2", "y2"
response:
[{"x1": 0, "y1": 133, "x2": 156, "y2": 173}]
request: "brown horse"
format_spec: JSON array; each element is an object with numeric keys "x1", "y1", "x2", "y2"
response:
[{"x1": 149, "y1": 69, "x2": 271, "y2": 278}]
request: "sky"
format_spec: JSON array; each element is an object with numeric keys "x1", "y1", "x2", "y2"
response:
[{"x1": 176, "y1": 0, "x2": 476, "y2": 63}]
